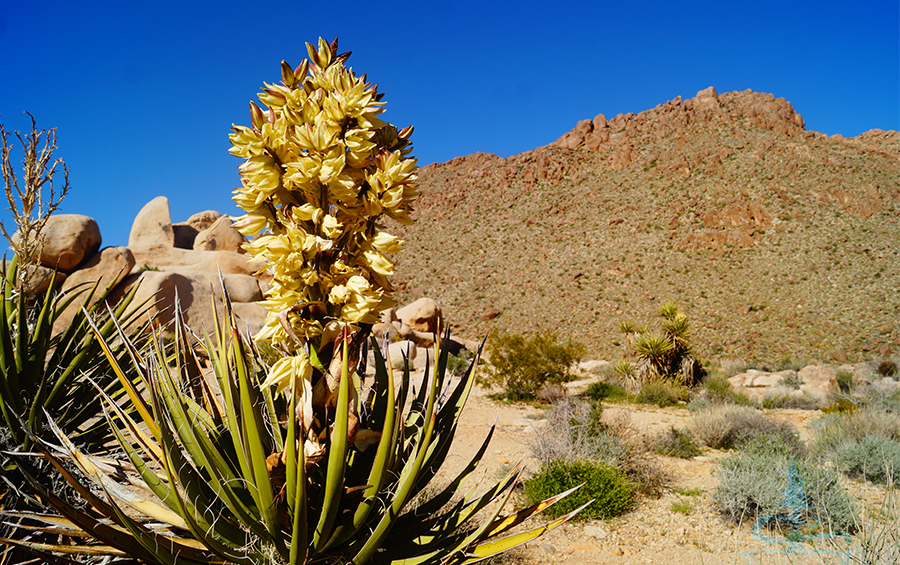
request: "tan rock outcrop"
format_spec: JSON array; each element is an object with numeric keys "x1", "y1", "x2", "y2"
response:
[
  {"x1": 186, "y1": 210, "x2": 223, "y2": 232},
  {"x1": 129, "y1": 246, "x2": 265, "y2": 278},
  {"x1": 129, "y1": 196, "x2": 174, "y2": 248},
  {"x1": 22, "y1": 264, "x2": 67, "y2": 294},
  {"x1": 172, "y1": 223, "x2": 199, "y2": 248},
  {"x1": 52, "y1": 246, "x2": 136, "y2": 333},
  {"x1": 193, "y1": 216, "x2": 246, "y2": 253},
  {"x1": 19, "y1": 214, "x2": 101, "y2": 272},
  {"x1": 112, "y1": 270, "x2": 266, "y2": 334},
  {"x1": 396, "y1": 297, "x2": 442, "y2": 334}
]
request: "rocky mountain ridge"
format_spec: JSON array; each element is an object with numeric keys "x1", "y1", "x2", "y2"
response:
[{"x1": 389, "y1": 87, "x2": 899, "y2": 364}]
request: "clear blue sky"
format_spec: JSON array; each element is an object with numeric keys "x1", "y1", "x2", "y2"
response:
[{"x1": 1, "y1": 1, "x2": 897, "y2": 249}]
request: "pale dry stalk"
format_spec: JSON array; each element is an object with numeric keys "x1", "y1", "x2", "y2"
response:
[{"x1": 0, "y1": 112, "x2": 70, "y2": 290}]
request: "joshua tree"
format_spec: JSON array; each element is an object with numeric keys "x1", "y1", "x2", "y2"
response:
[{"x1": 617, "y1": 302, "x2": 701, "y2": 390}]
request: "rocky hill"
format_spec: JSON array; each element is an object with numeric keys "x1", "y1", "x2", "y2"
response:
[{"x1": 389, "y1": 88, "x2": 899, "y2": 365}]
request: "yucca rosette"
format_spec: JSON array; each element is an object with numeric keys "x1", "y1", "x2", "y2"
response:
[{"x1": 230, "y1": 38, "x2": 417, "y2": 395}]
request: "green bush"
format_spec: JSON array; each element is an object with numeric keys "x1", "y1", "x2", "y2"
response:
[
  {"x1": 531, "y1": 399, "x2": 668, "y2": 497},
  {"x1": 583, "y1": 381, "x2": 629, "y2": 402},
  {"x1": 652, "y1": 426, "x2": 702, "y2": 458},
  {"x1": 703, "y1": 375, "x2": 756, "y2": 406},
  {"x1": 445, "y1": 349, "x2": 473, "y2": 377},
  {"x1": 636, "y1": 381, "x2": 689, "y2": 407},
  {"x1": 479, "y1": 330, "x2": 585, "y2": 401},
  {"x1": 810, "y1": 408, "x2": 900, "y2": 455},
  {"x1": 687, "y1": 398, "x2": 711, "y2": 412},
  {"x1": 524, "y1": 460, "x2": 635, "y2": 520},
  {"x1": 713, "y1": 437, "x2": 856, "y2": 533},
  {"x1": 835, "y1": 370, "x2": 853, "y2": 394},
  {"x1": 761, "y1": 392, "x2": 821, "y2": 410}
]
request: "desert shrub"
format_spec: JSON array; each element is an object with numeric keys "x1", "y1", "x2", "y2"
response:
[
  {"x1": 635, "y1": 380, "x2": 689, "y2": 407},
  {"x1": 775, "y1": 356, "x2": 809, "y2": 372},
  {"x1": 810, "y1": 408, "x2": 900, "y2": 455},
  {"x1": 652, "y1": 426, "x2": 702, "y2": 458},
  {"x1": 835, "y1": 369, "x2": 854, "y2": 394},
  {"x1": 532, "y1": 401, "x2": 668, "y2": 496},
  {"x1": 781, "y1": 371, "x2": 802, "y2": 389},
  {"x1": 703, "y1": 375, "x2": 755, "y2": 406},
  {"x1": 829, "y1": 435, "x2": 900, "y2": 485},
  {"x1": 834, "y1": 482, "x2": 900, "y2": 564},
  {"x1": 720, "y1": 358, "x2": 749, "y2": 377},
  {"x1": 713, "y1": 437, "x2": 856, "y2": 533},
  {"x1": 595, "y1": 409, "x2": 670, "y2": 497},
  {"x1": 537, "y1": 382, "x2": 567, "y2": 403},
  {"x1": 810, "y1": 408, "x2": 900, "y2": 485},
  {"x1": 687, "y1": 397, "x2": 711, "y2": 412},
  {"x1": 761, "y1": 392, "x2": 821, "y2": 410},
  {"x1": 878, "y1": 360, "x2": 898, "y2": 378},
  {"x1": 445, "y1": 349, "x2": 473, "y2": 377},
  {"x1": 524, "y1": 460, "x2": 635, "y2": 520},
  {"x1": 583, "y1": 380, "x2": 629, "y2": 402},
  {"x1": 532, "y1": 399, "x2": 616, "y2": 465},
  {"x1": 479, "y1": 330, "x2": 585, "y2": 401},
  {"x1": 690, "y1": 404, "x2": 801, "y2": 452}
]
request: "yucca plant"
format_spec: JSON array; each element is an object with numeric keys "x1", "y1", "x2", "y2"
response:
[
  {"x1": 3, "y1": 37, "x2": 580, "y2": 563},
  {"x1": 615, "y1": 302, "x2": 701, "y2": 390},
  {"x1": 0, "y1": 113, "x2": 148, "y2": 452},
  {"x1": 0, "y1": 255, "x2": 147, "y2": 451},
  {"x1": 10, "y1": 294, "x2": 580, "y2": 564},
  {"x1": 632, "y1": 332, "x2": 674, "y2": 384},
  {"x1": 0, "y1": 114, "x2": 150, "y2": 563}
]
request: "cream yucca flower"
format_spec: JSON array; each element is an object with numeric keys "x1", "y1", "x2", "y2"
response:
[{"x1": 230, "y1": 37, "x2": 416, "y2": 393}]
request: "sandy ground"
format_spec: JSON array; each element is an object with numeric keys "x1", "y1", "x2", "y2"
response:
[{"x1": 427, "y1": 375, "x2": 889, "y2": 565}]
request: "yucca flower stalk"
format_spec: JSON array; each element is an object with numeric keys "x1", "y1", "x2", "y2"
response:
[
  {"x1": 229, "y1": 37, "x2": 420, "y2": 467},
  {"x1": 3, "y1": 38, "x2": 581, "y2": 564}
]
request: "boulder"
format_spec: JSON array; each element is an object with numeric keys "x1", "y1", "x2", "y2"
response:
[
  {"x1": 111, "y1": 270, "x2": 266, "y2": 334},
  {"x1": 695, "y1": 86, "x2": 720, "y2": 109},
  {"x1": 872, "y1": 377, "x2": 900, "y2": 397},
  {"x1": 232, "y1": 302, "x2": 269, "y2": 337},
  {"x1": 372, "y1": 322, "x2": 400, "y2": 342},
  {"x1": 193, "y1": 216, "x2": 246, "y2": 253},
  {"x1": 480, "y1": 307, "x2": 501, "y2": 321},
  {"x1": 798, "y1": 365, "x2": 838, "y2": 398},
  {"x1": 129, "y1": 246, "x2": 265, "y2": 278},
  {"x1": 397, "y1": 298, "x2": 442, "y2": 334},
  {"x1": 51, "y1": 246, "x2": 136, "y2": 334},
  {"x1": 22, "y1": 264, "x2": 67, "y2": 294},
  {"x1": 388, "y1": 340, "x2": 418, "y2": 363},
  {"x1": 60, "y1": 246, "x2": 135, "y2": 297},
  {"x1": 19, "y1": 214, "x2": 101, "y2": 272},
  {"x1": 129, "y1": 196, "x2": 174, "y2": 248},
  {"x1": 186, "y1": 210, "x2": 223, "y2": 232}
]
